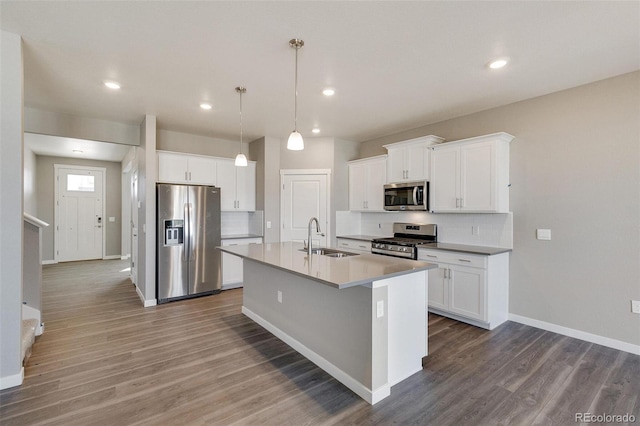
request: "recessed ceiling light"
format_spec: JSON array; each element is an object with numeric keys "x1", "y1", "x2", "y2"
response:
[
  {"x1": 312, "y1": 128, "x2": 320, "y2": 134},
  {"x1": 104, "y1": 81, "x2": 120, "y2": 90},
  {"x1": 488, "y1": 59, "x2": 508, "y2": 69},
  {"x1": 200, "y1": 103, "x2": 212, "y2": 110},
  {"x1": 322, "y1": 88, "x2": 335, "y2": 96}
]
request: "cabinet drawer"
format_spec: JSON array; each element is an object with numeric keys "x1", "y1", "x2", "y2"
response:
[
  {"x1": 418, "y1": 249, "x2": 486, "y2": 268},
  {"x1": 337, "y1": 239, "x2": 371, "y2": 252}
]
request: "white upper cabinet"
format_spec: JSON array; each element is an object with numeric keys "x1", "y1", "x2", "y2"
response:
[
  {"x1": 157, "y1": 152, "x2": 217, "y2": 185},
  {"x1": 383, "y1": 135, "x2": 444, "y2": 183},
  {"x1": 217, "y1": 158, "x2": 256, "y2": 212},
  {"x1": 158, "y1": 151, "x2": 255, "y2": 212},
  {"x1": 430, "y1": 132, "x2": 513, "y2": 213},
  {"x1": 348, "y1": 155, "x2": 387, "y2": 211}
]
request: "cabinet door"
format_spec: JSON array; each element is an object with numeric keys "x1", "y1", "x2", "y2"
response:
[
  {"x1": 430, "y1": 147, "x2": 460, "y2": 212},
  {"x1": 158, "y1": 152, "x2": 189, "y2": 183},
  {"x1": 365, "y1": 158, "x2": 386, "y2": 211},
  {"x1": 348, "y1": 162, "x2": 367, "y2": 211},
  {"x1": 188, "y1": 156, "x2": 217, "y2": 185},
  {"x1": 406, "y1": 144, "x2": 427, "y2": 181},
  {"x1": 449, "y1": 265, "x2": 486, "y2": 321},
  {"x1": 236, "y1": 162, "x2": 256, "y2": 211},
  {"x1": 427, "y1": 265, "x2": 448, "y2": 310},
  {"x1": 461, "y1": 141, "x2": 495, "y2": 212},
  {"x1": 386, "y1": 148, "x2": 406, "y2": 183},
  {"x1": 216, "y1": 159, "x2": 237, "y2": 211}
]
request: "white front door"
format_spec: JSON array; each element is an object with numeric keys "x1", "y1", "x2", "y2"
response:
[
  {"x1": 55, "y1": 165, "x2": 105, "y2": 262},
  {"x1": 281, "y1": 171, "x2": 329, "y2": 246}
]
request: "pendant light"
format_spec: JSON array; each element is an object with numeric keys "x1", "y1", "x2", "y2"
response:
[
  {"x1": 234, "y1": 86, "x2": 248, "y2": 167},
  {"x1": 287, "y1": 38, "x2": 304, "y2": 150}
]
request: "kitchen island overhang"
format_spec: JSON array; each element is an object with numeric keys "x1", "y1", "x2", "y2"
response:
[{"x1": 218, "y1": 242, "x2": 436, "y2": 404}]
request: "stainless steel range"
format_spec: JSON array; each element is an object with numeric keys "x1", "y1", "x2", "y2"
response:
[{"x1": 371, "y1": 223, "x2": 437, "y2": 259}]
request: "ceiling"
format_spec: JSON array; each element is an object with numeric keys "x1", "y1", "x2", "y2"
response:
[{"x1": 2, "y1": 1, "x2": 639, "y2": 145}]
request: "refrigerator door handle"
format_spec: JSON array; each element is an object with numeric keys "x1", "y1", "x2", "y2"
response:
[
  {"x1": 183, "y1": 203, "x2": 190, "y2": 262},
  {"x1": 188, "y1": 203, "x2": 195, "y2": 260}
]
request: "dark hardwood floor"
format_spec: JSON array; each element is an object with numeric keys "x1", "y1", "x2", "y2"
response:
[{"x1": 1, "y1": 259, "x2": 638, "y2": 425}]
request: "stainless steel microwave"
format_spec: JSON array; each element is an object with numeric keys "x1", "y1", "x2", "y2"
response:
[{"x1": 384, "y1": 181, "x2": 429, "y2": 211}]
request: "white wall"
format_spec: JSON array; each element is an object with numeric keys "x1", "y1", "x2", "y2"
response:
[
  {"x1": 0, "y1": 30, "x2": 24, "y2": 389},
  {"x1": 157, "y1": 129, "x2": 246, "y2": 159},
  {"x1": 360, "y1": 71, "x2": 640, "y2": 347}
]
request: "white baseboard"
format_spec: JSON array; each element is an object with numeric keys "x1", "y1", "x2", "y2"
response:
[
  {"x1": 120, "y1": 254, "x2": 131, "y2": 260},
  {"x1": 42, "y1": 260, "x2": 57, "y2": 265},
  {"x1": 508, "y1": 314, "x2": 640, "y2": 356},
  {"x1": 242, "y1": 306, "x2": 389, "y2": 405},
  {"x1": 135, "y1": 285, "x2": 157, "y2": 307},
  {"x1": 0, "y1": 368, "x2": 24, "y2": 390},
  {"x1": 22, "y1": 305, "x2": 43, "y2": 335},
  {"x1": 103, "y1": 255, "x2": 122, "y2": 260}
]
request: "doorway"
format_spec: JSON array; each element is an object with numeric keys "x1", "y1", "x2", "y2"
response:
[
  {"x1": 54, "y1": 164, "x2": 106, "y2": 262},
  {"x1": 280, "y1": 170, "x2": 330, "y2": 245}
]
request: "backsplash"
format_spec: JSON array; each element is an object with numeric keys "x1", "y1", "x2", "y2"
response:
[
  {"x1": 336, "y1": 211, "x2": 512, "y2": 248},
  {"x1": 221, "y1": 210, "x2": 264, "y2": 237}
]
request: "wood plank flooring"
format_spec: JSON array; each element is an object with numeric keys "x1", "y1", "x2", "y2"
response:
[{"x1": 1, "y1": 259, "x2": 638, "y2": 425}]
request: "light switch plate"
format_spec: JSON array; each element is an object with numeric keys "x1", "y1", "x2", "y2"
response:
[
  {"x1": 537, "y1": 229, "x2": 551, "y2": 240},
  {"x1": 277, "y1": 290, "x2": 282, "y2": 303},
  {"x1": 376, "y1": 300, "x2": 384, "y2": 318},
  {"x1": 266, "y1": 221, "x2": 272, "y2": 229},
  {"x1": 632, "y1": 300, "x2": 640, "y2": 314},
  {"x1": 109, "y1": 217, "x2": 116, "y2": 222}
]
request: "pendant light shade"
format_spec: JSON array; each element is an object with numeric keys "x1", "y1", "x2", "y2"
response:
[
  {"x1": 287, "y1": 38, "x2": 304, "y2": 151},
  {"x1": 287, "y1": 131, "x2": 304, "y2": 151},
  {"x1": 234, "y1": 153, "x2": 248, "y2": 167},
  {"x1": 234, "y1": 86, "x2": 248, "y2": 167}
]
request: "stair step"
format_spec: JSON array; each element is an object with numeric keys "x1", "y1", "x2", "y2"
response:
[{"x1": 21, "y1": 318, "x2": 38, "y2": 365}]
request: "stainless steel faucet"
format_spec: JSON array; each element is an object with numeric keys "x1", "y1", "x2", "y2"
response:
[{"x1": 307, "y1": 217, "x2": 323, "y2": 255}]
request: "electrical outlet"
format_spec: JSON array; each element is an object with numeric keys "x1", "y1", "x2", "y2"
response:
[
  {"x1": 536, "y1": 229, "x2": 551, "y2": 240},
  {"x1": 378, "y1": 223, "x2": 382, "y2": 229},
  {"x1": 109, "y1": 217, "x2": 116, "y2": 222},
  {"x1": 472, "y1": 226, "x2": 480, "y2": 235},
  {"x1": 266, "y1": 221, "x2": 272, "y2": 229},
  {"x1": 277, "y1": 290, "x2": 282, "y2": 304},
  {"x1": 632, "y1": 300, "x2": 640, "y2": 314},
  {"x1": 376, "y1": 300, "x2": 384, "y2": 318}
]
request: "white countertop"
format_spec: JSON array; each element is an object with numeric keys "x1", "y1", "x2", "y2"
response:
[{"x1": 218, "y1": 241, "x2": 436, "y2": 289}]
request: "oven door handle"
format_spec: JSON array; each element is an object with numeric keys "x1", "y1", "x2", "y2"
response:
[{"x1": 413, "y1": 186, "x2": 419, "y2": 206}]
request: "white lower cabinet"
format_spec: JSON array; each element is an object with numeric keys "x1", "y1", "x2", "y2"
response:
[
  {"x1": 221, "y1": 237, "x2": 262, "y2": 289},
  {"x1": 336, "y1": 238, "x2": 372, "y2": 253},
  {"x1": 419, "y1": 249, "x2": 509, "y2": 330}
]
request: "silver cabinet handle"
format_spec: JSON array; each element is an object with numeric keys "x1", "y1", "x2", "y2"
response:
[
  {"x1": 426, "y1": 254, "x2": 437, "y2": 258},
  {"x1": 456, "y1": 198, "x2": 460, "y2": 208},
  {"x1": 458, "y1": 259, "x2": 471, "y2": 262},
  {"x1": 185, "y1": 171, "x2": 188, "y2": 181},
  {"x1": 460, "y1": 198, "x2": 464, "y2": 208},
  {"x1": 358, "y1": 245, "x2": 367, "y2": 249},
  {"x1": 189, "y1": 171, "x2": 192, "y2": 181},
  {"x1": 444, "y1": 268, "x2": 448, "y2": 279}
]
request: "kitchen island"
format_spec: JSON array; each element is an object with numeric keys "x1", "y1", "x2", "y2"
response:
[{"x1": 218, "y1": 242, "x2": 436, "y2": 404}]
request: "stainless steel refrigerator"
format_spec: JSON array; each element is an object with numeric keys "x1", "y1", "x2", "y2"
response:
[{"x1": 156, "y1": 184, "x2": 221, "y2": 304}]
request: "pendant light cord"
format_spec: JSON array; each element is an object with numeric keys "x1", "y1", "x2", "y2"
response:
[
  {"x1": 239, "y1": 89, "x2": 243, "y2": 153},
  {"x1": 293, "y1": 44, "x2": 298, "y2": 132}
]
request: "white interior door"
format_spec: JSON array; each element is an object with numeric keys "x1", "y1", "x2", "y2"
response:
[
  {"x1": 130, "y1": 168, "x2": 138, "y2": 284},
  {"x1": 281, "y1": 171, "x2": 329, "y2": 246},
  {"x1": 55, "y1": 165, "x2": 105, "y2": 262}
]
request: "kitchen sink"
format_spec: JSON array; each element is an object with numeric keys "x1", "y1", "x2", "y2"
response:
[{"x1": 299, "y1": 248, "x2": 359, "y2": 257}]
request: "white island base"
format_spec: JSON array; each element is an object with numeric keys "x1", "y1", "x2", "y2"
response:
[{"x1": 241, "y1": 258, "x2": 428, "y2": 405}]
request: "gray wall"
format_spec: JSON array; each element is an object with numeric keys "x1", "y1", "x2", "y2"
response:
[
  {"x1": 280, "y1": 137, "x2": 334, "y2": 169},
  {"x1": 36, "y1": 156, "x2": 122, "y2": 260},
  {"x1": 137, "y1": 115, "x2": 157, "y2": 303},
  {"x1": 24, "y1": 147, "x2": 37, "y2": 216},
  {"x1": 250, "y1": 136, "x2": 281, "y2": 244},
  {"x1": 1, "y1": 30, "x2": 24, "y2": 386},
  {"x1": 25, "y1": 107, "x2": 140, "y2": 146},
  {"x1": 361, "y1": 71, "x2": 640, "y2": 346},
  {"x1": 157, "y1": 129, "x2": 247, "y2": 160}
]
